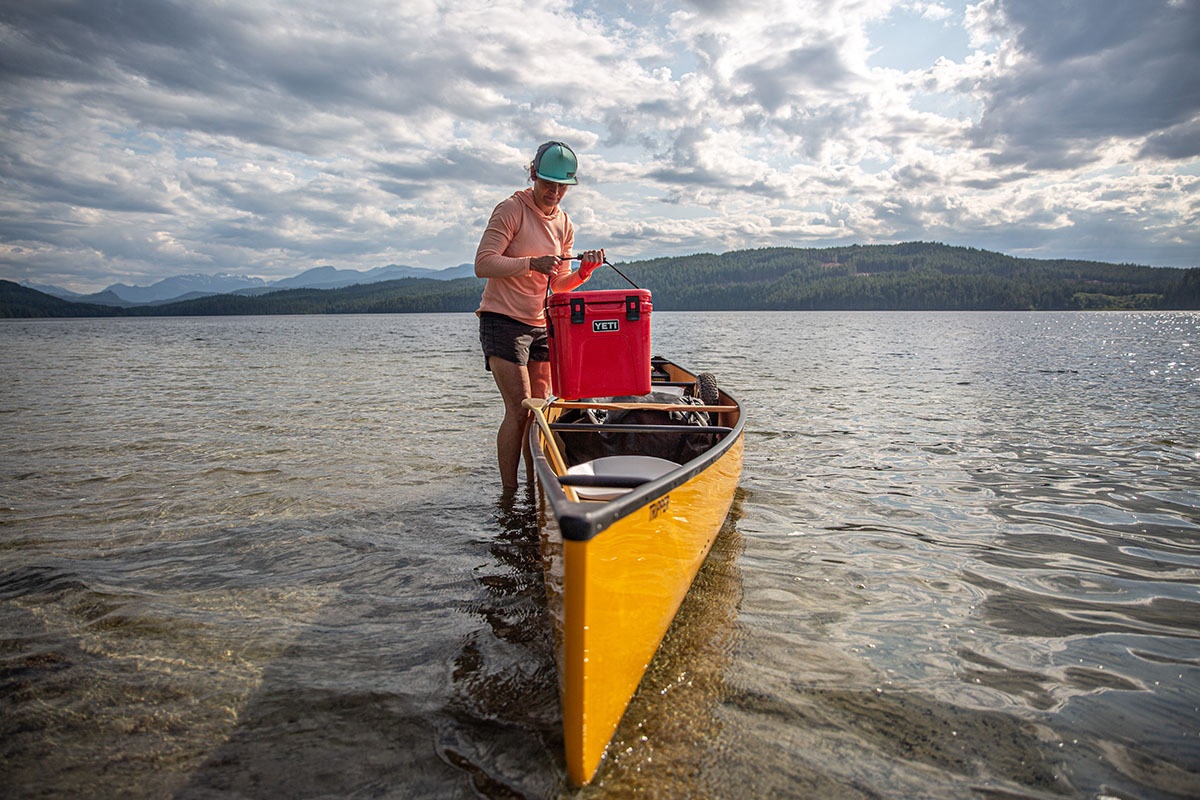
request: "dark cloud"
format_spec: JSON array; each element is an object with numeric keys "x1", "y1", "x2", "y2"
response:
[
  {"x1": 892, "y1": 163, "x2": 942, "y2": 189},
  {"x1": 375, "y1": 146, "x2": 522, "y2": 188},
  {"x1": 0, "y1": 0, "x2": 222, "y2": 87},
  {"x1": 732, "y1": 42, "x2": 852, "y2": 112},
  {"x1": 771, "y1": 102, "x2": 866, "y2": 161},
  {"x1": 970, "y1": 0, "x2": 1200, "y2": 167},
  {"x1": 961, "y1": 171, "x2": 1034, "y2": 190},
  {"x1": 1139, "y1": 116, "x2": 1200, "y2": 160},
  {"x1": 0, "y1": 152, "x2": 170, "y2": 214},
  {"x1": 0, "y1": 1, "x2": 554, "y2": 288},
  {"x1": 0, "y1": 0, "x2": 516, "y2": 155},
  {"x1": 680, "y1": 0, "x2": 741, "y2": 16}
]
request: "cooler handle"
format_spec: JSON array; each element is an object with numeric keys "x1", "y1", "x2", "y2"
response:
[{"x1": 562, "y1": 255, "x2": 640, "y2": 289}]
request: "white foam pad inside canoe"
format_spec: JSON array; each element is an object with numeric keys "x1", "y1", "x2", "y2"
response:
[{"x1": 565, "y1": 455, "x2": 680, "y2": 500}]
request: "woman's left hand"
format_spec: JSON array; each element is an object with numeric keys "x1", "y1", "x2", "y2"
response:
[{"x1": 577, "y1": 249, "x2": 605, "y2": 279}]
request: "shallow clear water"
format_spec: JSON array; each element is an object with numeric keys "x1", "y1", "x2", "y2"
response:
[{"x1": 2, "y1": 311, "x2": 1198, "y2": 798}]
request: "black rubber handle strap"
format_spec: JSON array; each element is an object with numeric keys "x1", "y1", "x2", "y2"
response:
[{"x1": 562, "y1": 256, "x2": 640, "y2": 290}]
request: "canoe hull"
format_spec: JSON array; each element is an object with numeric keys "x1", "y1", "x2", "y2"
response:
[{"x1": 532, "y1": 361, "x2": 744, "y2": 784}]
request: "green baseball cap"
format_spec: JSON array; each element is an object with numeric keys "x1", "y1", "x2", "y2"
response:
[{"x1": 534, "y1": 141, "x2": 578, "y2": 185}]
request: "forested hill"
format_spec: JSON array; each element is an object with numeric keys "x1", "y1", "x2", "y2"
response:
[
  {"x1": 580, "y1": 242, "x2": 1200, "y2": 311},
  {"x1": 0, "y1": 275, "x2": 485, "y2": 318},
  {"x1": 4, "y1": 242, "x2": 1198, "y2": 317}
]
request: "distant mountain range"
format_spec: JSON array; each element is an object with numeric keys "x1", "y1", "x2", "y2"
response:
[
  {"x1": 4, "y1": 243, "x2": 1198, "y2": 318},
  {"x1": 22, "y1": 262, "x2": 476, "y2": 306}
]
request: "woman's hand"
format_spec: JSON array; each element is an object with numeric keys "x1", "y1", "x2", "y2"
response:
[
  {"x1": 529, "y1": 255, "x2": 560, "y2": 275},
  {"x1": 577, "y1": 249, "x2": 605, "y2": 279}
]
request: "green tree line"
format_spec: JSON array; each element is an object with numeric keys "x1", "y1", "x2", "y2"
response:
[{"x1": 4, "y1": 242, "x2": 1198, "y2": 318}]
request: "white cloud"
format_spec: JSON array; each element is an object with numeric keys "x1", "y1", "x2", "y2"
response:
[
  {"x1": 915, "y1": 3, "x2": 954, "y2": 21},
  {"x1": 0, "y1": 0, "x2": 1195, "y2": 293}
]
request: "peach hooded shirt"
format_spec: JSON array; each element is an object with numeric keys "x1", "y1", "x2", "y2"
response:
[{"x1": 474, "y1": 188, "x2": 576, "y2": 326}]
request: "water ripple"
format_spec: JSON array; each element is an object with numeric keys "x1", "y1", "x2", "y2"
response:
[{"x1": 3, "y1": 311, "x2": 1199, "y2": 798}]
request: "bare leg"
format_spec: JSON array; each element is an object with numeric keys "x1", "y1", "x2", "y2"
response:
[
  {"x1": 528, "y1": 359, "x2": 552, "y2": 400},
  {"x1": 489, "y1": 356, "x2": 533, "y2": 489}
]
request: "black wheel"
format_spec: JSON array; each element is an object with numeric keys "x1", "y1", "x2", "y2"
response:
[{"x1": 697, "y1": 372, "x2": 719, "y2": 405}]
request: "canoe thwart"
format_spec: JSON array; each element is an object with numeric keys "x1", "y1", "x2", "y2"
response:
[
  {"x1": 549, "y1": 423, "x2": 733, "y2": 435},
  {"x1": 557, "y1": 474, "x2": 655, "y2": 488}
]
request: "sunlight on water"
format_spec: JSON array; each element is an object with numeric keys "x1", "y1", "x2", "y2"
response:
[{"x1": 2, "y1": 311, "x2": 1198, "y2": 798}]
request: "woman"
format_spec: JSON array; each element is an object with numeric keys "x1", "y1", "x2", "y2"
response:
[{"x1": 475, "y1": 141, "x2": 604, "y2": 489}]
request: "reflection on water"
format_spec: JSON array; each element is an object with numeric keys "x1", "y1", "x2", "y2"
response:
[
  {"x1": 2, "y1": 312, "x2": 1199, "y2": 798},
  {"x1": 442, "y1": 489, "x2": 561, "y2": 798}
]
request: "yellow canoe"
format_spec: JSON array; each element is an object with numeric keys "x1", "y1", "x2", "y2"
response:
[{"x1": 527, "y1": 357, "x2": 745, "y2": 785}]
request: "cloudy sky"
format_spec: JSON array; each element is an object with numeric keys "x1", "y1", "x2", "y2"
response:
[{"x1": 2, "y1": 0, "x2": 1197, "y2": 292}]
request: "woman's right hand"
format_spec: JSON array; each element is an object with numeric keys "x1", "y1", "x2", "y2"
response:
[{"x1": 529, "y1": 255, "x2": 560, "y2": 275}]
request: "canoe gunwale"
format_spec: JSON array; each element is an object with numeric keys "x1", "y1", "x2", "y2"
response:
[{"x1": 528, "y1": 361, "x2": 745, "y2": 542}]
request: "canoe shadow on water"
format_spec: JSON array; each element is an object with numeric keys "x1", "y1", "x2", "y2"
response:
[{"x1": 578, "y1": 485, "x2": 750, "y2": 796}]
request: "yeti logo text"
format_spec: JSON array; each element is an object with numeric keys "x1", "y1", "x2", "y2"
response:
[{"x1": 593, "y1": 319, "x2": 619, "y2": 333}]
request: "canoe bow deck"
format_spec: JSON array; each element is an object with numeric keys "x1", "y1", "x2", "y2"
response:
[{"x1": 528, "y1": 357, "x2": 745, "y2": 785}]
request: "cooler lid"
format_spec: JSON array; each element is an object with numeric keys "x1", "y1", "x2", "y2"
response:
[{"x1": 546, "y1": 288, "x2": 651, "y2": 307}]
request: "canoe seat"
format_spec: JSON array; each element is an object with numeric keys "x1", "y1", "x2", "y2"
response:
[{"x1": 562, "y1": 455, "x2": 679, "y2": 501}]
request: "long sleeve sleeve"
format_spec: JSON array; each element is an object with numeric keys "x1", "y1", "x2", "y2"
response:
[
  {"x1": 475, "y1": 203, "x2": 531, "y2": 278},
  {"x1": 549, "y1": 265, "x2": 588, "y2": 293},
  {"x1": 473, "y1": 190, "x2": 577, "y2": 325}
]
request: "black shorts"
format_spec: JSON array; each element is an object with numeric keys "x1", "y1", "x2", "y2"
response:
[{"x1": 479, "y1": 311, "x2": 549, "y2": 371}]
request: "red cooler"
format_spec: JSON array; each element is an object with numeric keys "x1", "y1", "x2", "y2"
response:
[{"x1": 546, "y1": 289, "x2": 653, "y2": 400}]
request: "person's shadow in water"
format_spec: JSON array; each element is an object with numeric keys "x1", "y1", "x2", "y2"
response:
[
  {"x1": 172, "y1": 485, "x2": 746, "y2": 799},
  {"x1": 170, "y1": 489, "x2": 553, "y2": 800},
  {"x1": 437, "y1": 486, "x2": 564, "y2": 797}
]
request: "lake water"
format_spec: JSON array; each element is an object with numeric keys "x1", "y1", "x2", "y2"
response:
[{"x1": 2, "y1": 311, "x2": 1198, "y2": 799}]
